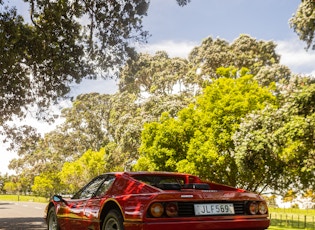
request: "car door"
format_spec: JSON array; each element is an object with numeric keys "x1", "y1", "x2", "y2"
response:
[
  {"x1": 58, "y1": 198, "x2": 86, "y2": 229},
  {"x1": 65, "y1": 175, "x2": 107, "y2": 230},
  {"x1": 83, "y1": 175, "x2": 116, "y2": 228}
]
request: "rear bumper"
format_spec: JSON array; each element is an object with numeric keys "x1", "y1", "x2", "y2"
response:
[{"x1": 124, "y1": 218, "x2": 270, "y2": 230}]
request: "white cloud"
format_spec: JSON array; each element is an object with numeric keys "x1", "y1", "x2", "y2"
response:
[
  {"x1": 276, "y1": 38, "x2": 315, "y2": 76},
  {"x1": 136, "y1": 40, "x2": 198, "y2": 58},
  {"x1": 69, "y1": 78, "x2": 118, "y2": 96}
]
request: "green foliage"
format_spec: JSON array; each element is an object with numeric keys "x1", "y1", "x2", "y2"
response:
[
  {"x1": 0, "y1": 0, "x2": 150, "y2": 126},
  {"x1": 215, "y1": 66, "x2": 240, "y2": 78},
  {"x1": 283, "y1": 190, "x2": 298, "y2": 203},
  {"x1": 233, "y1": 106, "x2": 287, "y2": 192},
  {"x1": 188, "y1": 35, "x2": 280, "y2": 84},
  {"x1": 32, "y1": 172, "x2": 62, "y2": 197},
  {"x1": 59, "y1": 148, "x2": 107, "y2": 194},
  {"x1": 176, "y1": 0, "x2": 191, "y2": 6},
  {"x1": 0, "y1": 0, "x2": 191, "y2": 129},
  {"x1": 254, "y1": 64, "x2": 291, "y2": 87},
  {"x1": 135, "y1": 71, "x2": 315, "y2": 194},
  {"x1": 7, "y1": 33, "x2": 314, "y2": 196},
  {"x1": 119, "y1": 51, "x2": 190, "y2": 95},
  {"x1": 3, "y1": 181, "x2": 19, "y2": 194},
  {"x1": 179, "y1": 75, "x2": 276, "y2": 186},
  {"x1": 0, "y1": 174, "x2": 29, "y2": 194},
  {"x1": 136, "y1": 112, "x2": 191, "y2": 171},
  {"x1": 135, "y1": 72, "x2": 276, "y2": 188},
  {"x1": 234, "y1": 82, "x2": 315, "y2": 193},
  {"x1": 8, "y1": 93, "x2": 114, "y2": 181},
  {"x1": 8, "y1": 91, "x2": 191, "y2": 190},
  {"x1": 302, "y1": 189, "x2": 315, "y2": 202},
  {"x1": 290, "y1": 0, "x2": 315, "y2": 50}
]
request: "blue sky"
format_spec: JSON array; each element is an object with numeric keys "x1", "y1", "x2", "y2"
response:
[
  {"x1": 1, "y1": 0, "x2": 315, "y2": 174},
  {"x1": 143, "y1": 0, "x2": 299, "y2": 42},
  {"x1": 138, "y1": 0, "x2": 315, "y2": 75}
]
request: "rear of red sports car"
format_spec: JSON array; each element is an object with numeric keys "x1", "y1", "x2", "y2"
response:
[
  {"x1": 45, "y1": 172, "x2": 270, "y2": 230},
  {"x1": 111, "y1": 172, "x2": 270, "y2": 230}
]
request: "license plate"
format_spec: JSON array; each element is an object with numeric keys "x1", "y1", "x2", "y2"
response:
[{"x1": 194, "y1": 203, "x2": 235, "y2": 215}]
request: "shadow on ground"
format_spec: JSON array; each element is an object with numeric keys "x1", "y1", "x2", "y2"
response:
[
  {"x1": 0, "y1": 203, "x2": 11, "y2": 210},
  {"x1": 0, "y1": 217, "x2": 46, "y2": 230}
]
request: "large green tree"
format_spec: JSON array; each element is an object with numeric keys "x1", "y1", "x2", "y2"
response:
[
  {"x1": 0, "y1": 0, "x2": 192, "y2": 127},
  {"x1": 119, "y1": 51, "x2": 191, "y2": 96},
  {"x1": 234, "y1": 78, "x2": 315, "y2": 193},
  {"x1": 0, "y1": 0, "x2": 149, "y2": 126},
  {"x1": 134, "y1": 70, "x2": 277, "y2": 190},
  {"x1": 188, "y1": 35, "x2": 280, "y2": 85}
]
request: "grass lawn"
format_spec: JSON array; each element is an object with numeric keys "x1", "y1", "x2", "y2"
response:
[
  {"x1": 269, "y1": 207, "x2": 315, "y2": 230},
  {"x1": 0, "y1": 194, "x2": 47, "y2": 203},
  {"x1": 268, "y1": 227, "x2": 302, "y2": 230}
]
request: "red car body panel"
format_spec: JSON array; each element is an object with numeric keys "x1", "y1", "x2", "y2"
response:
[{"x1": 45, "y1": 172, "x2": 270, "y2": 230}]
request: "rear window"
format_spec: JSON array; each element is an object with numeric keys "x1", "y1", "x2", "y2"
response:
[
  {"x1": 132, "y1": 175, "x2": 211, "y2": 190},
  {"x1": 133, "y1": 175, "x2": 185, "y2": 187}
]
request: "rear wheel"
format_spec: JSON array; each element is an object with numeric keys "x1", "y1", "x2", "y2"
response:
[
  {"x1": 47, "y1": 207, "x2": 60, "y2": 230},
  {"x1": 102, "y1": 209, "x2": 124, "y2": 230}
]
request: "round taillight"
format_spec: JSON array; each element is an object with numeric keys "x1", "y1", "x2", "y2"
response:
[
  {"x1": 150, "y1": 203, "x2": 164, "y2": 218},
  {"x1": 165, "y1": 202, "x2": 178, "y2": 217},
  {"x1": 249, "y1": 202, "x2": 258, "y2": 215},
  {"x1": 258, "y1": 202, "x2": 268, "y2": 215}
]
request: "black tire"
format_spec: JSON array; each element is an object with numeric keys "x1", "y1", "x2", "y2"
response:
[
  {"x1": 102, "y1": 209, "x2": 124, "y2": 230},
  {"x1": 47, "y1": 207, "x2": 60, "y2": 230}
]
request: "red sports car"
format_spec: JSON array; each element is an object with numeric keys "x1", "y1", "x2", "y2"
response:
[{"x1": 45, "y1": 171, "x2": 270, "y2": 230}]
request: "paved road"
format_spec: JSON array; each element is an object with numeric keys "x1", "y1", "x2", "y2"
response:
[{"x1": 0, "y1": 201, "x2": 47, "y2": 230}]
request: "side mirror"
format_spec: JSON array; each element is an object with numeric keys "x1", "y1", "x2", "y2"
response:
[
  {"x1": 52, "y1": 195, "x2": 62, "y2": 202},
  {"x1": 52, "y1": 195, "x2": 68, "y2": 205}
]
